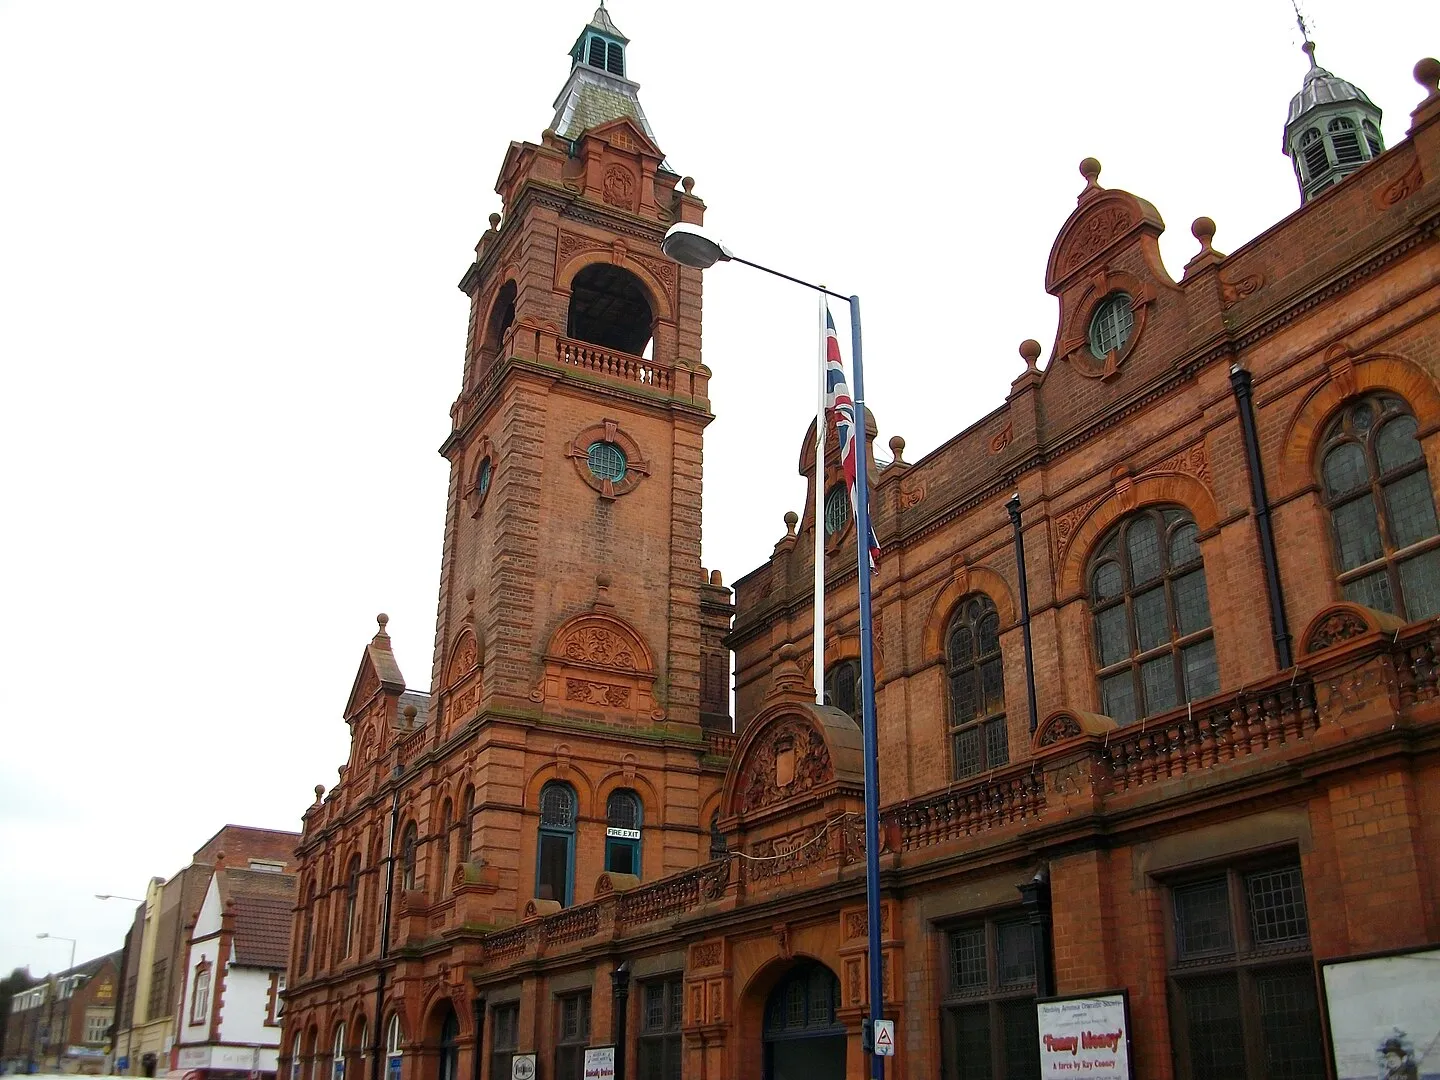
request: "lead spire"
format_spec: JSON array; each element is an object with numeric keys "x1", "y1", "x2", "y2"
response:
[{"x1": 551, "y1": 3, "x2": 665, "y2": 158}]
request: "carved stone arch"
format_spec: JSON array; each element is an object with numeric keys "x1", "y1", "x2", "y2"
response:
[
  {"x1": 555, "y1": 248, "x2": 675, "y2": 322},
  {"x1": 539, "y1": 610, "x2": 660, "y2": 722},
  {"x1": 1278, "y1": 348, "x2": 1440, "y2": 494},
  {"x1": 721, "y1": 699, "x2": 862, "y2": 820},
  {"x1": 1033, "y1": 708, "x2": 1116, "y2": 750},
  {"x1": 1298, "y1": 601, "x2": 1404, "y2": 655},
  {"x1": 445, "y1": 629, "x2": 480, "y2": 689},
  {"x1": 418, "y1": 982, "x2": 470, "y2": 1043},
  {"x1": 1057, "y1": 473, "x2": 1221, "y2": 598},
  {"x1": 521, "y1": 761, "x2": 596, "y2": 823},
  {"x1": 922, "y1": 564, "x2": 1019, "y2": 659},
  {"x1": 480, "y1": 269, "x2": 520, "y2": 344},
  {"x1": 595, "y1": 769, "x2": 660, "y2": 820}
]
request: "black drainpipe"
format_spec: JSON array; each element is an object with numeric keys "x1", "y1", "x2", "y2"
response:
[
  {"x1": 1230, "y1": 364, "x2": 1294, "y2": 669},
  {"x1": 1018, "y1": 867, "x2": 1055, "y2": 999},
  {"x1": 470, "y1": 996, "x2": 485, "y2": 1080},
  {"x1": 1006, "y1": 494, "x2": 1041, "y2": 734}
]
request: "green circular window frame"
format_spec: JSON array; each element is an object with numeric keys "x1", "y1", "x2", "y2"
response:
[
  {"x1": 824, "y1": 484, "x2": 851, "y2": 536},
  {"x1": 587, "y1": 441, "x2": 628, "y2": 484},
  {"x1": 476, "y1": 457, "x2": 493, "y2": 498},
  {"x1": 1088, "y1": 292, "x2": 1136, "y2": 359}
]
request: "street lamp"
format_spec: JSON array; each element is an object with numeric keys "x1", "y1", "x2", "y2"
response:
[
  {"x1": 38, "y1": 933, "x2": 78, "y2": 1072},
  {"x1": 662, "y1": 222, "x2": 889, "y2": 1079}
]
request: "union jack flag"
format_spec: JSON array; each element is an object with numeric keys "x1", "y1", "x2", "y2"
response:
[{"x1": 823, "y1": 306, "x2": 880, "y2": 571}]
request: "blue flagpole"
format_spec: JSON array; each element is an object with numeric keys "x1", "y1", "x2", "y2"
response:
[{"x1": 847, "y1": 294, "x2": 886, "y2": 1079}]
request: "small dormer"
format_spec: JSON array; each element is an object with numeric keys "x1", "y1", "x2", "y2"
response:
[
  {"x1": 1284, "y1": 40, "x2": 1385, "y2": 202},
  {"x1": 569, "y1": 3, "x2": 628, "y2": 79}
]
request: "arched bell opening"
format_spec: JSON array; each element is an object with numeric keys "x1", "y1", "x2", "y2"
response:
[{"x1": 566, "y1": 264, "x2": 654, "y2": 357}]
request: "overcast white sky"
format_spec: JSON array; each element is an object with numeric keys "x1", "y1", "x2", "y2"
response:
[{"x1": 1, "y1": 0, "x2": 1436, "y2": 977}]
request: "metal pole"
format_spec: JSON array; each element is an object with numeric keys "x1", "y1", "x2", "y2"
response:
[
  {"x1": 846, "y1": 295, "x2": 885, "y2": 1080},
  {"x1": 814, "y1": 290, "x2": 828, "y2": 705},
  {"x1": 610, "y1": 963, "x2": 630, "y2": 1080},
  {"x1": 1006, "y1": 496, "x2": 1041, "y2": 734}
]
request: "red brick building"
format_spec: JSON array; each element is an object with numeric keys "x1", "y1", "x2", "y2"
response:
[{"x1": 282, "y1": 10, "x2": 1440, "y2": 1080}]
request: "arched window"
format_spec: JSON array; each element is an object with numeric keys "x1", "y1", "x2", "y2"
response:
[
  {"x1": 709, "y1": 810, "x2": 727, "y2": 859},
  {"x1": 436, "y1": 800, "x2": 453, "y2": 898},
  {"x1": 587, "y1": 36, "x2": 605, "y2": 68},
  {"x1": 605, "y1": 789, "x2": 643, "y2": 877},
  {"x1": 459, "y1": 787, "x2": 474, "y2": 865},
  {"x1": 763, "y1": 962, "x2": 843, "y2": 1040},
  {"x1": 1299, "y1": 127, "x2": 1330, "y2": 184},
  {"x1": 291, "y1": 1034, "x2": 303, "y2": 1080},
  {"x1": 824, "y1": 485, "x2": 850, "y2": 536},
  {"x1": 606, "y1": 41, "x2": 624, "y2": 77},
  {"x1": 537, "y1": 781, "x2": 577, "y2": 906},
  {"x1": 1328, "y1": 116, "x2": 1364, "y2": 166},
  {"x1": 1362, "y1": 119, "x2": 1383, "y2": 158},
  {"x1": 566, "y1": 264, "x2": 653, "y2": 355},
  {"x1": 823, "y1": 659, "x2": 860, "y2": 725},
  {"x1": 332, "y1": 1024, "x2": 346, "y2": 1080},
  {"x1": 438, "y1": 1006, "x2": 460, "y2": 1080},
  {"x1": 299, "y1": 882, "x2": 316, "y2": 973},
  {"x1": 1320, "y1": 394, "x2": 1440, "y2": 619},
  {"x1": 1088, "y1": 293, "x2": 1135, "y2": 358},
  {"x1": 400, "y1": 823, "x2": 418, "y2": 892},
  {"x1": 946, "y1": 594, "x2": 1007, "y2": 778},
  {"x1": 353, "y1": 1018, "x2": 367, "y2": 1079},
  {"x1": 1089, "y1": 507, "x2": 1218, "y2": 726},
  {"x1": 342, "y1": 856, "x2": 360, "y2": 958},
  {"x1": 385, "y1": 1014, "x2": 403, "y2": 1080}
]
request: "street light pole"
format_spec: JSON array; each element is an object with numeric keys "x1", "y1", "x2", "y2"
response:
[
  {"x1": 38, "y1": 932, "x2": 77, "y2": 1072},
  {"x1": 662, "y1": 224, "x2": 887, "y2": 1079}
]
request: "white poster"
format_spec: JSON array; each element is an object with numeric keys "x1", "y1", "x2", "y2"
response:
[
  {"x1": 1036, "y1": 993, "x2": 1130, "y2": 1079},
  {"x1": 1322, "y1": 948, "x2": 1440, "y2": 1080},
  {"x1": 582, "y1": 1046, "x2": 615, "y2": 1080}
]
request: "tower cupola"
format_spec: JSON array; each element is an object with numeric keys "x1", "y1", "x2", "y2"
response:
[
  {"x1": 551, "y1": 3, "x2": 664, "y2": 155},
  {"x1": 1284, "y1": 39, "x2": 1385, "y2": 202},
  {"x1": 569, "y1": 1, "x2": 628, "y2": 78}
]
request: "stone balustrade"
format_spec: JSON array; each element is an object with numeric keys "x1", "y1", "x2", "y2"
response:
[{"x1": 556, "y1": 336, "x2": 671, "y2": 391}]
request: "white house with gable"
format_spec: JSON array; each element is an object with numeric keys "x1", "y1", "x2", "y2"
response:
[{"x1": 175, "y1": 856, "x2": 297, "y2": 1080}]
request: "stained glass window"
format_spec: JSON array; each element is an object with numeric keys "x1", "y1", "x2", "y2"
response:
[
  {"x1": 1320, "y1": 394, "x2": 1440, "y2": 620},
  {"x1": 1088, "y1": 507, "x2": 1217, "y2": 725}
]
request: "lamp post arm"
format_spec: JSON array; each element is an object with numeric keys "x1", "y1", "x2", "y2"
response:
[{"x1": 725, "y1": 255, "x2": 850, "y2": 301}]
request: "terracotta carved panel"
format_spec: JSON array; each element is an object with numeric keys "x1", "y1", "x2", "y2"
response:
[
  {"x1": 1061, "y1": 205, "x2": 1133, "y2": 274},
  {"x1": 602, "y1": 166, "x2": 635, "y2": 210},
  {"x1": 734, "y1": 717, "x2": 833, "y2": 814},
  {"x1": 561, "y1": 626, "x2": 638, "y2": 670}
]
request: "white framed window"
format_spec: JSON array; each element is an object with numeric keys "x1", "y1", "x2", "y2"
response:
[
  {"x1": 290, "y1": 1034, "x2": 303, "y2": 1080},
  {"x1": 190, "y1": 966, "x2": 211, "y2": 1025},
  {"x1": 385, "y1": 1014, "x2": 403, "y2": 1080},
  {"x1": 85, "y1": 1014, "x2": 109, "y2": 1044},
  {"x1": 332, "y1": 1023, "x2": 346, "y2": 1080}
]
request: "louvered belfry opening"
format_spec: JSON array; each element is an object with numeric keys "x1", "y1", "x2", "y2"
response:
[{"x1": 567, "y1": 264, "x2": 653, "y2": 356}]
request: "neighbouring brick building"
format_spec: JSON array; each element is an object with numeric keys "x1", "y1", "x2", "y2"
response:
[
  {"x1": 4, "y1": 951, "x2": 121, "y2": 1074},
  {"x1": 116, "y1": 825, "x2": 300, "y2": 1077},
  {"x1": 281, "y1": 9, "x2": 1440, "y2": 1080}
]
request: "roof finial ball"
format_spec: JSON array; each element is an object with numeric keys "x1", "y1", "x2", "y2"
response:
[
  {"x1": 681, "y1": 176, "x2": 695, "y2": 195},
  {"x1": 1079, "y1": 157, "x2": 1102, "y2": 195},
  {"x1": 1418, "y1": 58, "x2": 1440, "y2": 102},
  {"x1": 377, "y1": 613, "x2": 389, "y2": 630},
  {"x1": 313, "y1": 784, "x2": 325, "y2": 804},
  {"x1": 783, "y1": 510, "x2": 798, "y2": 538},
  {"x1": 889, "y1": 435, "x2": 906, "y2": 465},
  {"x1": 1192, "y1": 216, "x2": 1217, "y2": 254},
  {"x1": 488, "y1": 213, "x2": 501, "y2": 231},
  {"x1": 1019, "y1": 339, "x2": 1042, "y2": 373}
]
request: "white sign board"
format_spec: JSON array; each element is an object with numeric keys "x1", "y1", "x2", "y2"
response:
[
  {"x1": 872, "y1": 1019, "x2": 895, "y2": 1056},
  {"x1": 1036, "y1": 992, "x2": 1130, "y2": 1080},
  {"x1": 582, "y1": 1045, "x2": 616, "y2": 1080},
  {"x1": 510, "y1": 1054, "x2": 536, "y2": 1080},
  {"x1": 605, "y1": 827, "x2": 640, "y2": 840}
]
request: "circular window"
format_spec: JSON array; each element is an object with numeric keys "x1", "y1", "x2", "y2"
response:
[
  {"x1": 476, "y1": 457, "x2": 492, "y2": 498},
  {"x1": 824, "y1": 485, "x2": 850, "y2": 536},
  {"x1": 1088, "y1": 292, "x2": 1135, "y2": 358},
  {"x1": 587, "y1": 441, "x2": 627, "y2": 484}
]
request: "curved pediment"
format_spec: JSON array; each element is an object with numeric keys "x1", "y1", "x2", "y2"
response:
[
  {"x1": 1045, "y1": 186, "x2": 1165, "y2": 293},
  {"x1": 1033, "y1": 708, "x2": 1117, "y2": 750},
  {"x1": 722, "y1": 702, "x2": 864, "y2": 820},
  {"x1": 537, "y1": 611, "x2": 660, "y2": 723},
  {"x1": 1300, "y1": 602, "x2": 1405, "y2": 655}
]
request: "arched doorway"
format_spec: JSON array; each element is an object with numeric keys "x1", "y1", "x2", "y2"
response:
[
  {"x1": 763, "y1": 962, "x2": 846, "y2": 1080},
  {"x1": 435, "y1": 1004, "x2": 459, "y2": 1080}
]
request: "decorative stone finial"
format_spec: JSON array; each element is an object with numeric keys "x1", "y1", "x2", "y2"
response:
[
  {"x1": 1302, "y1": 39, "x2": 1318, "y2": 70},
  {"x1": 783, "y1": 510, "x2": 798, "y2": 537},
  {"x1": 681, "y1": 176, "x2": 695, "y2": 194},
  {"x1": 1417, "y1": 58, "x2": 1440, "y2": 100},
  {"x1": 1191, "y1": 216, "x2": 1216, "y2": 252},
  {"x1": 403, "y1": 704, "x2": 418, "y2": 723},
  {"x1": 488, "y1": 213, "x2": 501, "y2": 231},
  {"x1": 888, "y1": 435, "x2": 906, "y2": 465},
  {"x1": 214, "y1": 850, "x2": 225, "y2": 866},
  {"x1": 1079, "y1": 157, "x2": 1102, "y2": 196},
  {"x1": 770, "y1": 643, "x2": 808, "y2": 697},
  {"x1": 595, "y1": 572, "x2": 613, "y2": 608},
  {"x1": 1019, "y1": 339, "x2": 1042, "y2": 373},
  {"x1": 313, "y1": 784, "x2": 325, "y2": 803}
]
